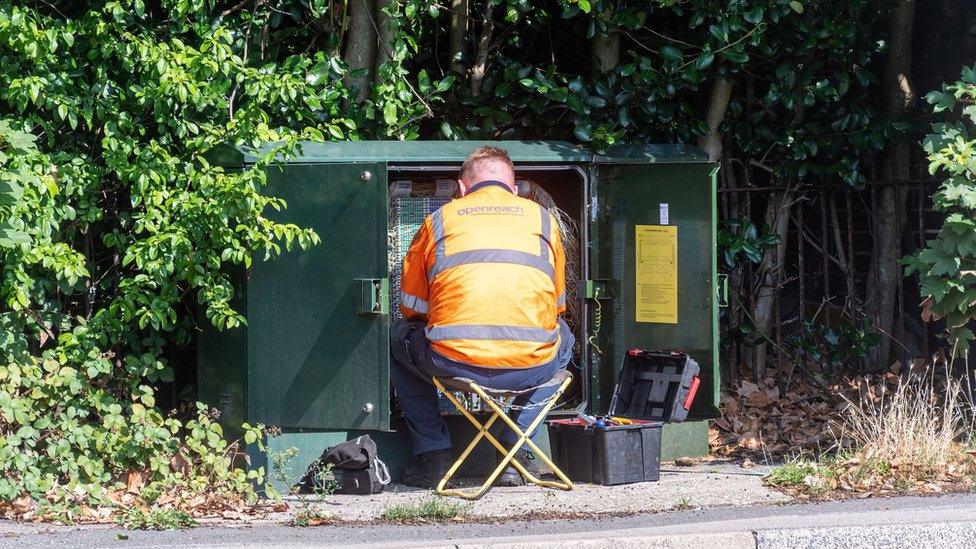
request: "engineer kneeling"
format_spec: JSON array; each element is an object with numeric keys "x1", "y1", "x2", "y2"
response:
[{"x1": 390, "y1": 146, "x2": 574, "y2": 488}]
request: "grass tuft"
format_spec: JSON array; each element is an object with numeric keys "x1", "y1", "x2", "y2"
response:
[
  {"x1": 116, "y1": 506, "x2": 196, "y2": 530},
  {"x1": 837, "y1": 372, "x2": 965, "y2": 470},
  {"x1": 766, "y1": 455, "x2": 837, "y2": 495},
  {"x1": 766, "y1": 368, "x2": 976, "y2": 497},
  {"x1": 673, "y1": 497, "x2": 694, "y2": 510},
  {"x1": 291, "y1": 506, "x2": 336, "y2": 527},
  {"x1": 380, "y1": 497, "x2": 470, "y2": 522}
]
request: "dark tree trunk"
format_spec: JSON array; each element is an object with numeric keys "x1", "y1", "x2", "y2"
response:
[
  {"x1": 868, "y1": 0, "x2": 916, "y2": 368},
  {"x1": 592, "y1": 31, "x2": 620, "y2": 73},
  {"x1": 374, "y1": 0, "x2": 395, "y2": 76},
  {"x1": 751, "y1": 189, "x2": 793, "y2": 381},
  {"x1": 449, "y1": 0, "x2": 468, "y2": 75},
  {"x1": 343, "y1": 0, "x2": 378, "y2": 101},
  {"x1": 469, "y1": 0, "x2": 495, "y2": 96},
  {"x1": 698, "y1": 78, "x2": 733, "y2": 162}
]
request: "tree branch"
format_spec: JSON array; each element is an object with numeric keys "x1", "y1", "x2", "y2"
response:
[{"x1": 469, "y1": 0, "x2": 494, "y2": 96}]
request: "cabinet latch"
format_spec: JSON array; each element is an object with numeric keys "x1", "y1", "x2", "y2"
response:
[
  {"x1": 584, "y1": 280, "x2": 613, "y2": 300},
  {"x1": 357, "y1": 278, "x2": 389, "y2": 315}
]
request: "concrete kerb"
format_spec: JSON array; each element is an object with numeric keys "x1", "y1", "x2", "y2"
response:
[{"x1": 377, "y1": 532, "x2": 757, "y2": 549}]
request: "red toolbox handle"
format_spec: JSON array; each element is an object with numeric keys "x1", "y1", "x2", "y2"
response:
[{"x1": 682, "y1": 376, "x2": 700, "y2": 410}]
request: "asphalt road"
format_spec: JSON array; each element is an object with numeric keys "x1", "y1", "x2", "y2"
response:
[{"x1": 4, "y1": 492, "x2": 976, "y2": 548}]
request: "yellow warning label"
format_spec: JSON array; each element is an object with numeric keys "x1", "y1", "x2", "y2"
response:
[{"x1": 635, "y1": 225, "x2": 678, "y2": 324}]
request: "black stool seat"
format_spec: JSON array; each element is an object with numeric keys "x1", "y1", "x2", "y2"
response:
[{"x1": 435, "y1": 369, "x2": 571, "y2": 397}]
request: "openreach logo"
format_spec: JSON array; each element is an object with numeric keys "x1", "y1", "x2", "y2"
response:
[{"x1": 457, "y1": 205, "x2": 525, "y2": 216}]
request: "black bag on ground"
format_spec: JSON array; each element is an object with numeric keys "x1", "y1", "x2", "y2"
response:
[{"x1": 295, "y1": 435, "x2": 391, "y2": 495}]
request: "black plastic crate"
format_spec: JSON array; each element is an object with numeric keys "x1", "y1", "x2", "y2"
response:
[
  {"x1": 610, "y1": 349, "x2": 701, "y2": 423},
  {"x1": 549, "y1": 419, "x2": 661, "y2": 485},
  {"x1": 547, "y1": 348, "x2": 700, "y2": 485}
]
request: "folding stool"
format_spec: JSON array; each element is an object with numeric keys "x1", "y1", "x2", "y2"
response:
[{"x1": 431, "y1": 370, "x2": 574, "y2": 500}]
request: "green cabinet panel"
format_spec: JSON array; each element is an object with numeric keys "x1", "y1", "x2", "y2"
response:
[
  {"x1": 246, "y1": 163, "x2": 390, "y2": 430},
  {"x1": 591, "y1": 162, "x2": 719, "y2": 418},
  {"x1": 197, "y1": 266, "x2": 247, "y2": 440}
]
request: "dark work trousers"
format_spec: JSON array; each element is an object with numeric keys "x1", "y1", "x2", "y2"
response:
[{"x1": 390, "y1": 318, "x2": 575, "y2": 455}]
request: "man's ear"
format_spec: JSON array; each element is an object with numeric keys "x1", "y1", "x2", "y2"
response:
[{"x1": 456, "y1": 178, "x2": 467, "y2": 196}]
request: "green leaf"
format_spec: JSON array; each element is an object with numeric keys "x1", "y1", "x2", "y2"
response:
[
  {"x1": 789, "y1": 1, "x2": 804, "y2": 13},
  {"x1": 659, "y1": 46, "x2": 683, "y2": 64},
  {"x1": 435, "y1": 75, "x2": 456, "y2": 93},
  {"x1": 574, "y1": 125, "x2": 593, "y2": 142},
  {"x1": 441, "y1": 121, "x2": 456, "y2": 139},
  {"x1": 0, "y1": 224, "x2": 30, "y2": 248},
  {"x1": 722, "y1": 50, "x2": 749, "y2": 64},
  {"x1": 695, "y1": 52, "x2": 715, "y2": 71},
  {"x1": 383, "y1": 102, "x2": 398, "y2": 126}
]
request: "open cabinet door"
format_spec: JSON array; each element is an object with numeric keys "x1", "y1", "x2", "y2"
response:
[
  {"x1": 591, "y1": 154, "x2": 719, "y2": 418},
  {"x1": 246, "y1": 163, "x2": 390, "y2": 430}
]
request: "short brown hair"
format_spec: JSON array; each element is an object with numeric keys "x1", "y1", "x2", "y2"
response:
[{"x1": 459, "y1": 146, "x2": 515, "y2": 181}]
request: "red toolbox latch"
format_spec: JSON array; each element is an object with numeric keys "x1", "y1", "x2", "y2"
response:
[{"x1": 682, "y1": 376, "x2": 700, "y2": 410}]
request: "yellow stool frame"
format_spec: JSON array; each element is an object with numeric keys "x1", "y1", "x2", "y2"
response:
[{"x1": 432, "y1": 370, "x2": 574, "y2": 500}]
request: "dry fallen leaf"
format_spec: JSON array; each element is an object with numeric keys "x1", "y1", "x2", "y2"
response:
[
  {"x1": 737, "y1": 381, "x2": 759, "y2": 398},
  {"x1": 12, "y1": 493, "x2": 34, "y2": 513},
  {"x1": 126, "y1": 470, "x2": 146, "y2": 494},
  {"x1": 170, "y1": 451, "x2": 191, "y2": 476}
]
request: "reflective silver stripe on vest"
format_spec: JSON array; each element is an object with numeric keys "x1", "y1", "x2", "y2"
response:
[
  {"x1": 431, "y1": 208, "x2": 447, "y2": 266},
  {"x1": 556, "y1": 292, "x2": 566, "y2": 308},
  {"x1": 428, "y1": 204, "x2": 556, "y2": 283},
  {"x1": 427, "y1": 249, "x2": 555, "y2": 281},
  {"x1": 539, "y1": 204, "x2": 551, "y2": 262},
  {"x1": 426, "y1": 324, "x2": 560, "y2": 343},
  {"x1": 401, "y1": 291, "x2": 429, "y2": 314}
]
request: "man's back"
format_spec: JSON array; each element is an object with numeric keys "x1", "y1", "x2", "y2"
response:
[
  {"x1": 399, "y1": 180, "x2": 566, "y2": 367},
  {"x1": 390, "y1": 146, "x2": 576, "y2": 489}
]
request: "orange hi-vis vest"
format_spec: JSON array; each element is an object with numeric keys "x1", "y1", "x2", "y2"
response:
[{"x1": 399, "y1": 180, "x2": 567, "y2": 368}]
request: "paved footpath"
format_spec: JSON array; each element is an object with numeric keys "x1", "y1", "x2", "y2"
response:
[
  {"x1": 284, "y1": 462, "x2": 789, "y2": 521},
  {"x1": 3, "y1": 493, "x2": 976, "y2": 548}
]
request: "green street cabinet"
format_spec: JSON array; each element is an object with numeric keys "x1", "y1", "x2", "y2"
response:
[{"x1": 198, "y1": 141, "x2": 720, "y2": 482}]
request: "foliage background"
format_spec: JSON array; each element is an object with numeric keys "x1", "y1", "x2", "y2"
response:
[{"x1": 0, "y1": 0, "x2": 970, "y2": 513}]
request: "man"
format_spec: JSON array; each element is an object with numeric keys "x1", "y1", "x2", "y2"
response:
[{"x1": 390, "y1": 146, "x2": 575, "y2": 488}]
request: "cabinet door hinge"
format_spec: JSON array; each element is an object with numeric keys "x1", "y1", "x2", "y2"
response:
[{"x1": 716, "y1": 274, "x2": 729, "y2": 308}]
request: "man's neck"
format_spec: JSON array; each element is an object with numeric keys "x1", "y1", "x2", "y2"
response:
[{"x1": 466, "y1": 180, "x2": 515, "y2": 194}]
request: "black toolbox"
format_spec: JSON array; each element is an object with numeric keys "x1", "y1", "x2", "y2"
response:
[{"x1": 548, "y1": 349, "x2": 700, "y2": 485}]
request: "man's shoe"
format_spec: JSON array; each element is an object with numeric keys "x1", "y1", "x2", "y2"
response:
[
  {"x1": 496, "y1": 466, "x2": 524, "y2": 487},
  {"x1": 494, "y1": 448, "x2": 541, "y2": 487},
  {"x1": 402, "y1": 449, "x2": 455, "y2": 489}
]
